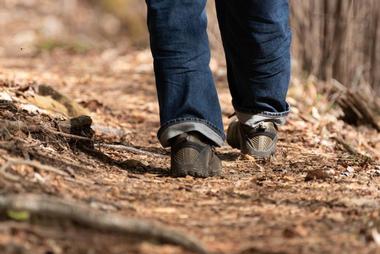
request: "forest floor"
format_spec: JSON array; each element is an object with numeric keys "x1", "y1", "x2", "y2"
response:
[
  {"x1": 0, "y1": 49, "x2": 380, "y2": 254},
  {"x1": 1, "y1": 2, "x2": 380, "y2": 254}
]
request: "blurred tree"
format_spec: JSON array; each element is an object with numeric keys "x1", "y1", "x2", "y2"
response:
[
  {"x1": 291, "y1": 0, "x2": 379, "y2": 94},
  {"x1": 79, "y1": 0, "x2": 379, "y2": 93},
  {"x1": 89, "y1": 0, "x2": 148, "y2": 46}
]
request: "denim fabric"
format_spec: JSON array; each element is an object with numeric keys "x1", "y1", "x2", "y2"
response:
[
  {"x1": 235, "y1": 111, "x2": 288, "y2": 128},
  {"x1": 146, "y1": 0, "x2": 291, "y2": 147},
  {"x1": 158, "y1": 119, "x2": 225, "y2": 147}
]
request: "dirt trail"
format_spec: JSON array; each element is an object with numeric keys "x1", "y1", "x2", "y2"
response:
[{"x1": 0, "y1": 49, "x2": 379, "y2": 254}]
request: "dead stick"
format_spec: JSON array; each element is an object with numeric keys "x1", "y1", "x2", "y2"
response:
[
  {"x1": 47, "y1": 128, "x2": 93, "y2": 141},
  {"x1": 96, "y1": 143, "x2": 167, "y2": 158},
  {"x1": 0, "y1": 194, "x2": 208, "y2": 254}
]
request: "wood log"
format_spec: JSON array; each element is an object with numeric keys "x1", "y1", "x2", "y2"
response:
[{"x1": 335, "y1": 86, "x2": 380, "y2": 131}]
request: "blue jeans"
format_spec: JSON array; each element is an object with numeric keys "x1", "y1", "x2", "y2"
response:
[{"x1": 146, "y1": 0, "x2": 291, "y2": 147}]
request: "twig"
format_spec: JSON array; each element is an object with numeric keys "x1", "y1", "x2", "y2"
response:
[
  {"x1": 0, "y1": 194, "x2": 209, "y2": 254},
  {"x1": 47, "y1": 128, "x2": 93, "y2": 141},
  {"x1": 96, "y1": 143, "x2": 168, "y2": 158}
]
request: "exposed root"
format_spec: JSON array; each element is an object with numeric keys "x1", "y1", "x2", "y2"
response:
[
  {"x1": 0, "y1": 157, "x2": 69, "y2": 181},
  {"x1": 0, "y1": 194, "x2": 209, "y2": 254},
  {"x1": 0, "y1": 119, "x2": 93, "y2": 142},
  {"x1": 1, "y1": 119, "x2": 164, "y2": 158}
]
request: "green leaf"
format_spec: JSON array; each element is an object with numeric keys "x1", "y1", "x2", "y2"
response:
[{"x1": 6, "y1": 210, "x2": 30, "y2": 221}]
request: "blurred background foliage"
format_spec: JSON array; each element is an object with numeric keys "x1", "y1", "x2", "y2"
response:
[
  {"x1": 95, "y1": 0, "x2": 380, "y2": 95},
  {"x1": 89, "y1": 0, "x2": 147, "y2": 46},
  {"x1": 0, "y1": 0, "x2": 379, "y2": 95}
]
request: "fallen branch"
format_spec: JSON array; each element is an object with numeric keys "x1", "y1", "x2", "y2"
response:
[
  {"x1": 0, "y1": 194, "x2": 208, "y2": 254},
  {"x1": 334, "y1": 84, "x2": 380, "y2": 131}
]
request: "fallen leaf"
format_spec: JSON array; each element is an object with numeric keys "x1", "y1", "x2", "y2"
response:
[{"x1": 6, "y1": 210, "x2": 30, "y2": 221}]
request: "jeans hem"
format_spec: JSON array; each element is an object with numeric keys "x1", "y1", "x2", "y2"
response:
[
  {"x1": 233, "y1": 104, "x2": 290, "y2": 118},
  {"x1": 158, "y1": 118, "x2": 225, "y2": 148},
  {"x1": 234, "y1": 105, "x2": 290, "y2": 127}
]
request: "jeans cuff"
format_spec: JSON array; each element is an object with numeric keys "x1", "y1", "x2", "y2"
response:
[
  {"x1": 235, "y1": 109, "x2": 290, "y2": 127},
  {"x1": 158, "y1": 118, "x2": 225, "y2": 147}
]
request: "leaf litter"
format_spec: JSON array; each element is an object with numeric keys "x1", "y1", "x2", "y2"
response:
[{"x1": 0, "y1": 7, "x2": 379, "y2": 253}]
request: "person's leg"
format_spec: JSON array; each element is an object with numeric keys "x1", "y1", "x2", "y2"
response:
[
  {"x1": 146, "y1": 0, "x2": 225, "y2": 148},
  {"x1": 216, "y1": 0, "x2": 291, "y2": 157},
  {"x1": 216, "y1": 0, "x2": 291, "y2": 124},
  {"x1": 146, "y1": 0, "x2": 223, "y2": 177}
]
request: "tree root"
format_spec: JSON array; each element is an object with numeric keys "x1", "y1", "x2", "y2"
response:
[
  {"x1": 0, "y1": 194, "x2": 209, "y2": 254},
  {"x1": 0, "y1": 119, "x2": 93, "y2": 142},
  {"x1": 1, "y1": 119, "x2": 165, "y2": 158},
  {"x1": 0, "y1": 157, "x2": 69, "y2": 181}
]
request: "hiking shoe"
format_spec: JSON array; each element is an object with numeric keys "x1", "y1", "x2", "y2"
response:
[
  {"x1": 170, "y1": 132, "x2": 221, "y2": 178},
  {"x1": 227, "y1": 121, "x2": 278, "y2": 158}
]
